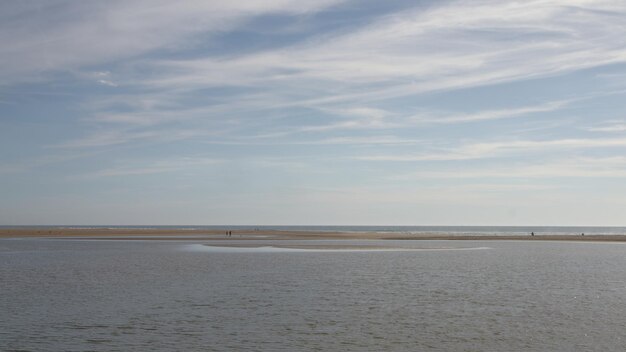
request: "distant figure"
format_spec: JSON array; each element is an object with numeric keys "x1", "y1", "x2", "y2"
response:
[
  {"x1": 229, "y1": 231, "x2": 232, "y2": 237},
  {"x1": 581, "y1": 233, "x2": 584, "y2": 236},
  {"x1": 531, "y1": 232, "x2": 534, "y2": 236}
]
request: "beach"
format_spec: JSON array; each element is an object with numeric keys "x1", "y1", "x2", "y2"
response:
[{"x1": 2, "y1": 227, "x2": 625, "y2": 242}]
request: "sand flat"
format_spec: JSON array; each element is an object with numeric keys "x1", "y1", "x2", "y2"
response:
[{"x1": 2, "y1": 227, "x2": 626, "y2": 242}]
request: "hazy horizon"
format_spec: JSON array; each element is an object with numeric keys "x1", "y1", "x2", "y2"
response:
[
  {"x1": 3, "y1": 1, "x2": 626, "y2": 226},
  {"x1": 3, "y1": 224, "x2": 626, "y2": 230}
]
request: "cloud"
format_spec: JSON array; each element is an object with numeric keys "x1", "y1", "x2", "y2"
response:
[
  {"x1": 390, "y1": 157, "x2": 626, "y2": 180},
  {"x1": 97, "y1": 79, "x2": 118, "y2": 87},
  {"x1": 358, "y1": 137, "x2": 626, "y2": 161},
  {"x1": 53, "y1": 128, "x2": 217, "y2": 149},
  {"x1": 7, "y1": 0, "x2": 626, "y2": 170},
  {"x1": 59, "y1": 0, "x2": 624, "y2": 151},
  {"x1": 413, "y1": 100, "x2": 572, "y2": 124},
  {"x1": 0, "y1": 150, "x2": 101, "y2": 174},
  {"x1": 138, "y1": 0, "x2": 626, "y2": 104},
  {"x1": 587, "y1": 121, "x2": 626, "y2": 132},
  {"x1": 61, "y1": 95, "x2": 600, "y2": 150},
  {"x1": 53, "y1": 129, "x2": 160, "y2": 149},
  {"x1": 79, "y1": 157, "x2": 222, "y2": 178},
  {"x1": 238, "y1": 135, "x2": 422, "y2": 146},
  {"x1": 0, "y1": 0, "x2": 344, "y2": 84}
]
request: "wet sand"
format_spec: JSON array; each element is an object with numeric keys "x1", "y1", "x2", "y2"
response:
[{"x1": 1, "y1": 227, "x2": 626, "y2": 242}]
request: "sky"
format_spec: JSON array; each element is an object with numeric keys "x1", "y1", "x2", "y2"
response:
[{"x1": 2, "y1": 0, "x2": 626, "y2": 226}]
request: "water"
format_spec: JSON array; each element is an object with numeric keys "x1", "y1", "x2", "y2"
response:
[{"x1": 2, "y1": 238, "x2": 626, "y2": 351}]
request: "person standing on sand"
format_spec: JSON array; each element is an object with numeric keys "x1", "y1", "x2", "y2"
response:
[{"x1": 531, "y1": 232, "x2": 534, "y2": 236}]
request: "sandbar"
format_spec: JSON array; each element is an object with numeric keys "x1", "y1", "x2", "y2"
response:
[{"x1": 1, "y1": 227, "x2": 625, "y2": 242}]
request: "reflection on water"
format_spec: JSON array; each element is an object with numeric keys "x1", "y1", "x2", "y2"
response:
[
  {"x1": 1, "y1": 239, "x2": 626, "y2": 351},
  {"x1": 184, "y1": 243, "x2": 493, "y2": 253}
]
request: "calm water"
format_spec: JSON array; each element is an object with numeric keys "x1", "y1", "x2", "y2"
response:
[{"x1": 2, "y1": 238, "x2": 626, "y2": 351}]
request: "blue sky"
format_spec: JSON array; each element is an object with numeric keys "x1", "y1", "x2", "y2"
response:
[{"x1": 2, "y1": 0, "x2": 626, "y2": 225}]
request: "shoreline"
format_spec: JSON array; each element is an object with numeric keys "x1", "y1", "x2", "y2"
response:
[{"x1": 1, "y1": 228, "x2": 626, "y2": 242}]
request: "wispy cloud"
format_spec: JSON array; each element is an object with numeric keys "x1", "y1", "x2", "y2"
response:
[
  {"x1": 587, "y1": 121, "x2": 626, "y2": 132},
  {"x1": 136, "y1": 0, "x2": 626, "y2": 105},
  {"x1": 0, "y1": 150, "x2": 102, "y2": 174},
  {"x1": 358, "y1": 137, "x2": 626, "y2": 161},
  {"x1": 53, "y1": 130, "x2": 158, "y2": 149},
  {"x1": 413, "y1": 100, "x2": 572, "y2": 124},
  {"x1": 53, "y1": 128, "x2": 218, "y2": 149},
  {"x1": 390, "y1": 156, "x2": 626, "y2": 180},
  {"x1": 79, "y1": 157, "x2": 222, "y2": 178},
  {"x1": 4, "y1": 0, "x2": 626, "y2": 225},
  {"x1": 212, "y1": 135, "x2": 422, "y2": 146},
  {"x1": 54, "y1": 0, "x2": 625, "y2": 152},
  {"x1": 0, "y1": 0, "x2": 344, "y2": 84}
]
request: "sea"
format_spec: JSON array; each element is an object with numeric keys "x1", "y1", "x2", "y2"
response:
[{"x1": 2, "y1": 228, "x2": 626, "y2": 351}]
